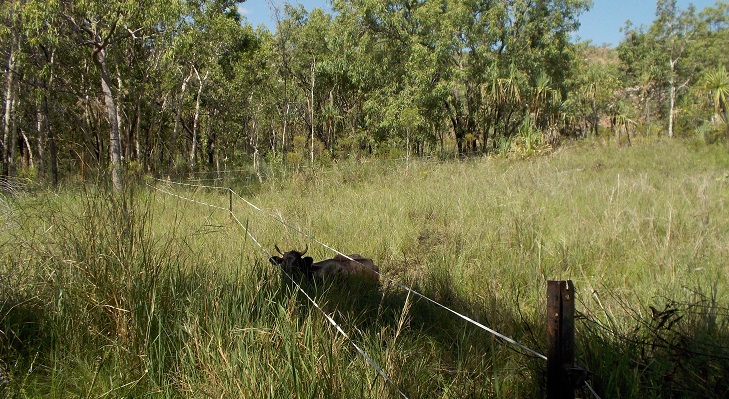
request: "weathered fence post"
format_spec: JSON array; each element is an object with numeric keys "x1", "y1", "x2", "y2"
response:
[
  {"x1": 229, "y1": 189, "x2": 233, "y2": 214},
  {"x1": 547, "y1": 280, "x2": 575, "y2": 399}
]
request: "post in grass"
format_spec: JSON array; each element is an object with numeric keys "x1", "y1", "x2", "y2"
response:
[{"x1": 547, "y1": 280, "x2": 575, "y2": 399}]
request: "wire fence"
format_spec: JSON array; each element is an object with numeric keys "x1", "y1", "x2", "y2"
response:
[
  {"x1": 148, "y1": 177, "x2": 601, "y2": 399},
  {"x1": 147, "y1": 181, "x2": 409, "y2": 399}
]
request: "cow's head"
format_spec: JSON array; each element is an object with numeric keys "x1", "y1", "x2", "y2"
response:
[{"x1": 270, "y1": 244, "x2": 315, "y2": 278}]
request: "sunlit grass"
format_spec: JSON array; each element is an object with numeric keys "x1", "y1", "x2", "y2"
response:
[{"x1": 2, "y1": 139, "x2": 728, "y2": 397}]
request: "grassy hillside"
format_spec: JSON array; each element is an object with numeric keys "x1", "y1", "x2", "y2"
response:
[{"x1": 1, "y1": 140, "x2": 728, "y2": 398}]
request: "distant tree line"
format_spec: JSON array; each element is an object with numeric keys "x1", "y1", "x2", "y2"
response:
[{"x1": 1, "y1": 0, "x2": 727, "y2": 189}]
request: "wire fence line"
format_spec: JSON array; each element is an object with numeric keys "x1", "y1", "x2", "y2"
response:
[
  {"x1": 152, "y1": 177, "x2": 547, "y2": 360},
  {"x1": 146, "y1": 182, "x2": 410, "y2": 399},
  {"x1": 165, "y1": 155, "x2": 450, "y2": 182},
  {"x1": 149, "y1": 178, "x2": 602, "y2": 399}
]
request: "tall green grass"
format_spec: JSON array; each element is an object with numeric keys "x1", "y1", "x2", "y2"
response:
[{"x1": 1, "y1": 140, "x2": 728, "y2": 397}]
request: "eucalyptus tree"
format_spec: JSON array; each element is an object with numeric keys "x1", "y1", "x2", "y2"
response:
[
  {"x1": 0, "y1": 0, "x2": 21, "y2": 177},
  {"x1": 617, "y1": 22, "x2": 660, "y2": 130},
  {"x1": 650, "y1": 0, "x2": 699, "y2": 138},
  {"x1": 617, "y1": 1, "x2": 728, "y2": 137},
  {"x1": 10, "y1": 1, "x2": 51, "y2": 183},
  {"x1": 487, "y1": 0, "x2": 588, "y2": 141},
  {"x1": 696, "y1": 1, "x2": 729, "y2": 68},
  {"x1": 331, "y1": 0, "x2": 463, "y2": 154},
  {"x1": 567, "y1": 44, "x2": 621, "y2": 137},
  {"x1": 331, "y1": 0, "x2": 589, "y2": 155},
  {"x1": 309, "y1": 14, "x2": 366, "y2": 157},
  {"x1": 271, "y1": 5, "x2": 373, "y2": 162},
  {"x1": 271, "y1": 5, "x2": 336, "y2": 163},
  {"x1": 166, "y1": 0, "x2": 250, "y2": 172},
  {"x1": 1, "y1": 0, "x2": 71, "y2": 184},
  {"x1": 201, "y1": 21, "x2": 262, "y2": 171},
  {"x1": 689, "y1": 3, "x2": 728, "y2": 128},
  {"x1": 57, "y1": 0, "x2": 185, "y2": 190},
  {"x1": 310, "y1": 7, "x2": 377, "y2": 157}
]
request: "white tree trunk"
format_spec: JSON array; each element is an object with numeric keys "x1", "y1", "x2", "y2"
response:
[
  {"x1": 2, "y1": 38, "x2": 17, "y2": 175},
  {"x1": 189, "y1": 68, "x2": 207, "y2": 171},
  {"x1": 21, "y1": 131, "x2": 34, "y2": 169},
  {"x1": 173, "y1": 68, "x2": 193, "y2": 163},
  {"x1": 250, "y1": 112, "x2": 262, "y2": 182},
  {"x1": 8, "y1": 97, "x2": 18, "y2": 174},
  {"x1": 668, "y1": 60, "x2": 677, "y2": 139},
  {"x1": 310, "y1": 58, "x2": 315, "y2": 164},
  {"x1": 36, "y1": 100, "x2": 46, "y2": 175},
  {"x1": 94, "y1": 47, "x2": 123, "y2": 191}
]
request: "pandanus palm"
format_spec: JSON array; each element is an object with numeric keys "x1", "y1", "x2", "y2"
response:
[{"x1": 700, "y1": 65, "x2": 729, "y2": 123}]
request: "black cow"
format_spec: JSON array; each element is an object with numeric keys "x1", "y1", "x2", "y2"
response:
[{"x1": 270, "y1": 245, "x2": 380, "y2": 284}]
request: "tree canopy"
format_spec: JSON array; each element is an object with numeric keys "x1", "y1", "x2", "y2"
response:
[{"x1": 1, "y1": 0, "x2": 727, "y2": 187}]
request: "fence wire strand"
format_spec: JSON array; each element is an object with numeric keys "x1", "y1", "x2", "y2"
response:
[
  {"x1": 153, "y1": 178, "x2": 547, "y2": 360},
  {"x1": 147, "y1": 181, "x2": 409, "y2": 399},
  {"x1": 586, "y1": 381, "x2": 602, "y2": 399},
  {"x1": 151, "y1": 178, "x2": 608, "y2": 398}
]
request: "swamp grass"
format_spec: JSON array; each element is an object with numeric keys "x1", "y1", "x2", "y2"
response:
[{"x1": 1, "y1": 139, "x2": 728, "y2": 397}]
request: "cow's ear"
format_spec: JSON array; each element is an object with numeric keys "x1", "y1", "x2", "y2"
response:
[
  {"x1": 269, "y1": 256, "x2": 283, "y2": 265},
  {"x1": 303, "y1": 256, "x2": 314, "y2": 270}
]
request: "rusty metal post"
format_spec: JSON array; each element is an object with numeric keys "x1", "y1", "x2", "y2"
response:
[
  {"x1": 547, "y1": 280, "x2": 575, "y2": 399},
  {"x1": 229, "y1": 189, "x2": 233, "y2": 214}
]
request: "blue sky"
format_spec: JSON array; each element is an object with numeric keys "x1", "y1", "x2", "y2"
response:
[{"x1": 239, "y1": 0, "x2": 720, "y2": 47}]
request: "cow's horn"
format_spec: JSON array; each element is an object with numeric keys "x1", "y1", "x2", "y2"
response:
[
  {"x1": 275, "y1": 244, "x2": 283, "y2": 255},
  {"x1": 301, "y1": 244, "x2": 308, "y2": 256}
]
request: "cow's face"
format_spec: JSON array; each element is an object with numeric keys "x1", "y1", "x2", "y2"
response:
[{"x1": 270, "y1": 245, "x2": 315, "y2": 277}]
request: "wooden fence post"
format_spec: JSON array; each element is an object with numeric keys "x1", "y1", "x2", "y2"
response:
[
  {"x1": 229, "y1": 189, "x2": 233, "y2": 214},
  {"x1": 547, "y1": 280, "x2": 575, "y2": 399}
]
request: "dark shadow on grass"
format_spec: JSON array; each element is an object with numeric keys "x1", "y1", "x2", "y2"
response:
[
  {"x1": 273, "y1": 261, "x2": 547, "y2": 398},
  {"x1": 576, "y1": 285, "x2": 729, "y2": 398}
]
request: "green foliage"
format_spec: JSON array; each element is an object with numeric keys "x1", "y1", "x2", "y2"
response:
[
  {"x1": 696, "y1": 121, "x2": 728, "y2": 145},
  {"x1": 1, "y1": 0, "x2": 728, "y2": 189},
  {"x1": 698, "y1": 65, "x2": 729, "y2": 123},
  {"x1": 616, "y1": 1, "x2": 729, "y2": 138}
]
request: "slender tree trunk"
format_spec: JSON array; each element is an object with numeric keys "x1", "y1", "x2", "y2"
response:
[
  {"x1": 82, "y1": 92, "x2": 101, "y2": 164},
  {"x1": 21, "y1": 131, "x2": 34, "y2": 169},
  {"x1": 439, "y1": 122, "x2": 445, "y2": 157},
  {"x1": 282, "y1": 103, "x2": 289, "y2": 154},
  {"x1": 36, "y1": 46, "x2": 56, "y2": 181},
  {"x1": 668, "y1": 82, "x2": 675, "y2": 138},
  {"x1": 116, "y1": 71, "x2": 126, "y2": 158},
  {"x1": 310, "y1": 58, "x2": 315, "y2": 165},
  {"x1": 189, "y1": 67, "x2": 207, "y2": 171},
  {"x1": 643, "y1": 89, "x2": 651, "y2": 135},
  {"x1": 206, "y1": 117, "x2": 215, "y2": 168},
  {"x1": 93, "y1": 46, "x2": 123, "y2": 191},
  {"x1": 444, "y1": 101, "x2": 465, "y2": 156},
  {"x1": 36, "y1": 100, "x2": 46, "y2": 176},
  {"x1": 327, "y1": 90, "x2": 335, "y2": 153},
  {"x1": 250, "y1": 114, "x2": 262, "y2": 182},
  {"x1": 481, "y1": 112, "x2": 490, "y2": 153},
  {"x1": 2, "y1": 38, "x2": 17, "y2": 177},
  {"x1": 133, "y1": 97, "x2": 141, "y2": 162},
  {"x1": 668, "y1": 61, "x2": 676, "y2": 139},
  {"x1": 173, "y1": 68, "x2": 193, "y2": 166},
  {"x1": 8, "y1": 97, "x2": 18, "y2": 175},
  {"x1": 38, "y1": 46, "x2": 58, "y2": 188},
  {"x1": 45, "y1": 95, "x2": 58, "y2": 187},
  {"x1": 406, "y1": 128, "x2": 410, "y2": 170},
  {"x1": 37, "y1": 85, "x2": 58, "y2": 187}
]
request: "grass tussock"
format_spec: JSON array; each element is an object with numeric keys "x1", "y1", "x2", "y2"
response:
[{"x1": 1, "y1": 140, "x2": 728, "y2": 398}]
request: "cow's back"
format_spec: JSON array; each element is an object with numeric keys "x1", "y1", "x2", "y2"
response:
[{"x1": 313, "y1": 254, "x2": 379, "y2": 283}]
